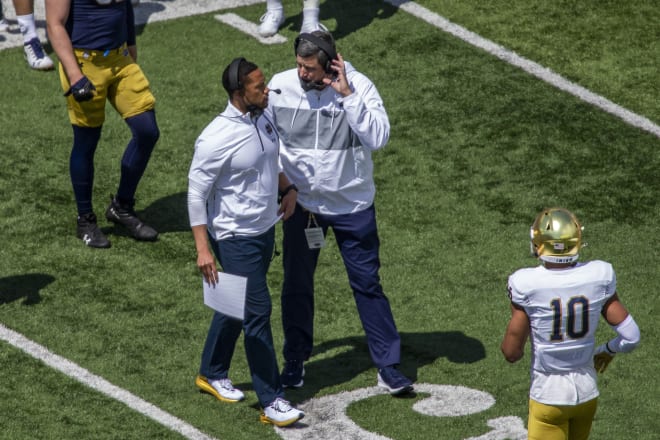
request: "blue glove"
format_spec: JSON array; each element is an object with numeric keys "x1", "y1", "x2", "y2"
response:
[{"x1": 64, "y1": 76, "x2": 96, "y2": 102}]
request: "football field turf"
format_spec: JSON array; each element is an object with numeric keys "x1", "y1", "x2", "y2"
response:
[{"x1": 1, "y1": 1, "x2": 658, "y2": 439}]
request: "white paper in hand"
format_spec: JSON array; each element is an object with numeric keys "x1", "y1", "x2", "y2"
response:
[{"x1": 202, "y1": 272, "x2": 247, "y2": 320}]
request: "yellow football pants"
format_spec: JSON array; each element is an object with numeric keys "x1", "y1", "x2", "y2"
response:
[
  {"x1": 528, "y1": 398, "x2": 598, "y2": 440},
  {"x1": 59, "y1": 45, "x2": 155, "y2": 127}
]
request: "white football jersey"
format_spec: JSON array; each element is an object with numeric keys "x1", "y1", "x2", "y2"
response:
[{"x1": 507, "y1": 260, "x2": 616, "y2": 405}]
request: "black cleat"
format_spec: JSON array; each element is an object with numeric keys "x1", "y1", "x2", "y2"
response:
[
  {"x1": 377, "y1": 366, "x2": 414, "y2": 396},
  {"x1": 280, "y1": 360, "x2": 305, "y2": 388},
  {"x1": 77, "y1": 213, "x2": 111, "y2": 248},
  {"x1": 105, "y1": 196, "x2": 158, "y2": 241}
]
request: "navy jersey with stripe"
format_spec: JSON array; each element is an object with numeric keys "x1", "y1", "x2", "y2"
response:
[{"x1": 66, "y1": 0, "x2": 136, "y2": 50}]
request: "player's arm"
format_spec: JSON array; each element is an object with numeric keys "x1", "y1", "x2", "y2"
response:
[
  {"x1": 594, "y1": 293, "x2": 641, "y2": 372},
  {"x1": 501, "y1": 302, "x2": 530, "y2": 363},
  {"x1": 126, "y1": 0, "x2": 138, "y2": 61},
  {"x1": 45, "y1": 0, "x2": 82, "y2": 84}
]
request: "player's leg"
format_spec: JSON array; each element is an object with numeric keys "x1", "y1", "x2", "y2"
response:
[
  {"x1": 13, "y1": 0, "x2": 54, "y2": 70},
  {"x1": 107, "y1": 52, "x2": 159, "y2": 241},
  {"x1": 567, "y1": 398, "x2": 597, "y2": 440},
  {"x1": 59, "y1": 54, "x2": 111, "y2": 248},
  {"x1": 0, "y1": 2, "x2": 9, "y2": 32},
  {"x1": 528, "y1": 399, "x2": 570, "y2": 440},
  {"x1": 301, "y1": 0, "x2": 321, "y2": 33},
  {"x1": 258, "y1": 0, "x2": 285, "y2": 37}
]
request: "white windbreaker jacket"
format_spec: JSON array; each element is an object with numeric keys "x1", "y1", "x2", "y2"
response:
[
  {"x1": 268, "y1": 61, "x2": 390, "y2": 215},
  {"x1": 188, "y1": 102, "x2": 281, "y2": 240}
]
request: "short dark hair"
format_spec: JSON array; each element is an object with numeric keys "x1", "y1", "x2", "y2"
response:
[
  {"x1": 222, "y1": 58, "x2": 259, "y2": 97},
  {"x1": 295, "y1": 30, "x2": 336, "y2": 71}
]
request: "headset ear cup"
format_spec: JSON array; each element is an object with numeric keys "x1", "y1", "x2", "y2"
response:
[
  {"x1": 294, "y1": 36, "x2": 301, "y2": 57},
  {"x1": 228, "y1": 57, "x2": 246, "y2": 91}
]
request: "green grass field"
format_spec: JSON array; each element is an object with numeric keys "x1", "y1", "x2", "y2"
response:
[{"x1": 1, "y1": 1, "x2": 658, "y2": 439}]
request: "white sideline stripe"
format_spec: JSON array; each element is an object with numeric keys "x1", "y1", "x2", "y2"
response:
[
  {"x1": 0, "y1": 323, "x2": 218, "y2": 440},
  {"x1": 214, "y1": 13, "x2": 288, "y2": 44},
  {"x1": 385, "y1": 0, "x2": 660, "y2": 139},
  {"x1": 2, "y1": 0, "x2": 657, "y2": 137},
  {"x1": 0, "y1": 0, "x2": 266, "y2": 50}
]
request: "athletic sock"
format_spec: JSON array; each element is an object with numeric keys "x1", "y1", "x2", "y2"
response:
[
  {"x1": 266, "y1": 0, "x2": 283, "y2": 11},
  {"x1": 16, "y1": 14, "x2": 38, "y2": 42},
  {"x1": 303, "y1": 0, "x2": 320, "y2": 8}
]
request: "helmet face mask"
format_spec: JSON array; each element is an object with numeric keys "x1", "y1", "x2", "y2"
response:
[{"x1": 530, "y1": 208, "x2": 583, "y2": 264}]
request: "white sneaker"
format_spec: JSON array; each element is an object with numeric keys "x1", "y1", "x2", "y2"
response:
[
  {"x1": 260, "y1": 398, "x2": 305, "y2": 427},
  {"x1": 258, "y1": 8, "x2": 284, "y2": 37},
  {"x1": 195, "y1": 375, "x2": 245, "y2": 403},
  {"x1": 0, "y1": 18, "x2": 9, "y2": 32},
  {"x1": 23, "y1": 38, "x2": 54, "y2": 71}
]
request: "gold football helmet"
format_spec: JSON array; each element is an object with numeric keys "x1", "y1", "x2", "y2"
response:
[{"x1": 530, "y1": 208, "x2": 583, "y2": 264}]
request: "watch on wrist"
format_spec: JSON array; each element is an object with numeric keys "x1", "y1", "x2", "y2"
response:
[{"x1": 280, "y1": 184, "x2": 298, "y2": 197}]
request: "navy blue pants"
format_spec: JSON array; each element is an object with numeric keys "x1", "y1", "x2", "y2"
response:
[
  {"x1": 70, "y1": 110, "x2": 159, "y2": 214},
  {"x1": 281, "y1": 204, "x2": 401, "y2": 369},
  {"x1": 199, "y1": 227, "x2": 283, "y2": 407}
]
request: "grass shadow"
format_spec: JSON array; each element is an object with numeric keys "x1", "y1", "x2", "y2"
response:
[
  {"x1": 0, "y1": 273, "x2": 55, "y2": 305},
  {"x1": 140, "y1": 191, "x2": 189, "y2": 234},
  {"x1": 280, "y1": 0, "x2": 399, "y2": 40},
  {"x1": 278, "y1": 330, "x2": 485, "y2": 402}
]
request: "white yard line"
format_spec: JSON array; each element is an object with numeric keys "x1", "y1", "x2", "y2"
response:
[
  {"x1": 1, "y1": 0, "x2": 657, "y2": 137},
  {"x1": 214, "y1": 12, "x2": 287, "y2": 44},
  {"x1": 384, "y1": 0, "x2": 660, "y2": 139},
  {"x1": 0, "y1": 0, "x2": 265, "y2": 50},
  {"x1": 0, "y1": 0, "x2": 657, "y2": 437},
  {"x1": 0, "y1": 323, "x2": 218, "y2": 440}
]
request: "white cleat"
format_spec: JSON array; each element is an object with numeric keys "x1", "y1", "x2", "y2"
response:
[
  {"x1": 195, "y1": 375, "x2": 245, "y2": 403},
  {"x1": 258, "y1": 8, "x2": 284, "y2": 37},
  {"x1": 260, "y1": 398, "x2": 305, "y2": 427},
  {"x1": 23, "y1": 38, "x2": 54, "y2": 71}
]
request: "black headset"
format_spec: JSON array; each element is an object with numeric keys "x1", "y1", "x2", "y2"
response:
[
  {"x1": 228, "y1": 57, "x2": 246, "y2": 91},
  {"x1": 294, "y1": 33, "x2": 337, "y2": 74}
]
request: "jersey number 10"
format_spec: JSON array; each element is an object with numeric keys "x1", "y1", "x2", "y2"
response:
[{"x1": 549, "y1": 296, "x2": 589, "y2": 341}]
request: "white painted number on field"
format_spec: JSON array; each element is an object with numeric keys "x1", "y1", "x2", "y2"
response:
[{"x1": 274, "y1": 384, "x2": 526, "y2": 440}]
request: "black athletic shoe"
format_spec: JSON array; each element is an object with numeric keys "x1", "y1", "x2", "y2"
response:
[
  {"x1": 76, "y1": 212, "x2": 111, "y2": 248},
  {"x1": 105, "y1": 196, "x2": 158, "y2": 241},
  {"x1": 280, "y1": 360, "x2": 305, "y2": 388},
  {"x1": 377, "y1": 366, "x2": 414, "y2": 395}
]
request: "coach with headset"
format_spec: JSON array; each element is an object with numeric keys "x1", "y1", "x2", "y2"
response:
[
  {"x1": 268, "y1": 30, "x2": 414, "y2": 395},
  {"x1": 187, "y1": 58, "x2": 303, "y2": 426}
]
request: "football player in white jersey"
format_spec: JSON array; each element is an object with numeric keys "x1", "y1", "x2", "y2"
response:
[{"x1": 501, "y1": 207, "x2": 640, "y2": 440}]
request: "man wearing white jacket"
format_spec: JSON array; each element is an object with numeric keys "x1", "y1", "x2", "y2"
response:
[
  {"x1": 188, "y1": 58, "x2": 303, "y2": 426},
  {"x1": 268, "y1": 30, "x2": 413, "y2": 395}
]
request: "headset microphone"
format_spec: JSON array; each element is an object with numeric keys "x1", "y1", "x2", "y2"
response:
[{"x1": 270, "y1": 88, "x2": 282, "y2": 94}]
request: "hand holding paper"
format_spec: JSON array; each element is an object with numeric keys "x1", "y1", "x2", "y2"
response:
[{"x1": 203, "y1": 272, "x2": 247, "y2": 320}]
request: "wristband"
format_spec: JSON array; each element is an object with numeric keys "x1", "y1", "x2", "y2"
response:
[
  {"x1": 605, "y1": 342, "x2": 616, "y2": 354},
  {"x1": 280, "y1": 184, "x2": 298, "y2": 197}
]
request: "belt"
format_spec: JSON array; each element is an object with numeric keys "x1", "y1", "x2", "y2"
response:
[{"x1": 75, "y1": 44, "x2": 128, "y2": 60}]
